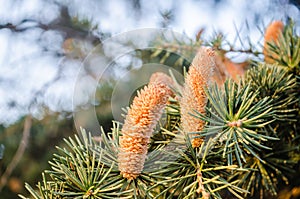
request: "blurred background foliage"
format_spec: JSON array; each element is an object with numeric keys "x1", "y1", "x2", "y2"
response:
[{"x1": 0, "y1": 0, "x2": 299, "y2": 198}]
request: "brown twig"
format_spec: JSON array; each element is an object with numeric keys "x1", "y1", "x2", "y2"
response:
[
  {"x1": 196, "y1": 169, "x2": 210, "y2": 199},
  {"x1": 0, "y1": 115, "x2": 32, "y2": 190}
]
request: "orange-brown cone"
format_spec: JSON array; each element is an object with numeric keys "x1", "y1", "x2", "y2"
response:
[
  {"x1": 118, "y1": 73, "x2": 173, "y2": 179},
  {"x1": 180, "y1": 47, "x2": 216, "y2": 148}
]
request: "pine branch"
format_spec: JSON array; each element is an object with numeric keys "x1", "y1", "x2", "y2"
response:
[
  {"x1": 149, "y1": 136, "x2": 247, "y2": 199},
  {"x1": 20, "y1": 128, "x2": 132, "y2": 198},
  {"x1": 193, "y1": 80, "x2": 278, "y2": 167},
  {"x1": 265, "y1": 20, "x2": 300, "y2": 71},
  {"x1": 243, "y1": 63, "x2": 298, "y2": 142}
]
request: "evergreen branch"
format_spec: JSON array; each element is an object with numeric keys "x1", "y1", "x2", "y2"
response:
[
  {"x1": 194, "y1": 80, "x2": 277, "y2": 167},
  {"x1": 243, "y1": 63, "x2": 299, "y2": 142},
  {"x1": 20, "y1": 128, "x2": 133, "y2": 198},
  {"x1": 228, "y1": 152, "x2": 296, "y2": 198},
  {"x1": 266, "y1": 20, "x2": 300, "y2": 70},
  {"x1": 149, "y1": 137, "x2": 247, "y2": 198}
]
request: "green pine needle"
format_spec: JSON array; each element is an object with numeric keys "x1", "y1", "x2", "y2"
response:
[
  {"x1": 193, "y1": 80, "x2": 278, "y2": 167},
  {"x1": 266, "y1": 20, "x2": 300, "y2": 70},
  {"x1": 149, "y1": 136, "x2": 247, "y2": 199}
]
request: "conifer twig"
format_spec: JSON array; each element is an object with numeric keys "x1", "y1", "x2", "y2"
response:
[{"x1": 196, "y1": 169, "x2": 210, "y2": 199}]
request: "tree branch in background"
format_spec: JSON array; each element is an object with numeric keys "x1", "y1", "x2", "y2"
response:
[
  {"x1": 0, "y1": 115, "x2": 32, "y2": 190},
  {"x1": 0, "y1": 6, "x2": 100, "y2": 44}
]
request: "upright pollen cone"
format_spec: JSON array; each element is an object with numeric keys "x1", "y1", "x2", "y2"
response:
[
  {"x1": 180, "y1": 47, "x2": 216, "y2": 148},
  {"x1": 263, "y1": 20, "x2": 284, "y2": 63},
  {"x1": 118, "y1": 72, "x2": 173, "y2": 180}
]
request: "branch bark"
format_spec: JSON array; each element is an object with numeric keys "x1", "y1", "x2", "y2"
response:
[{"x1": 0, "y1": 115, "x2": 32, "y2": 190}]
